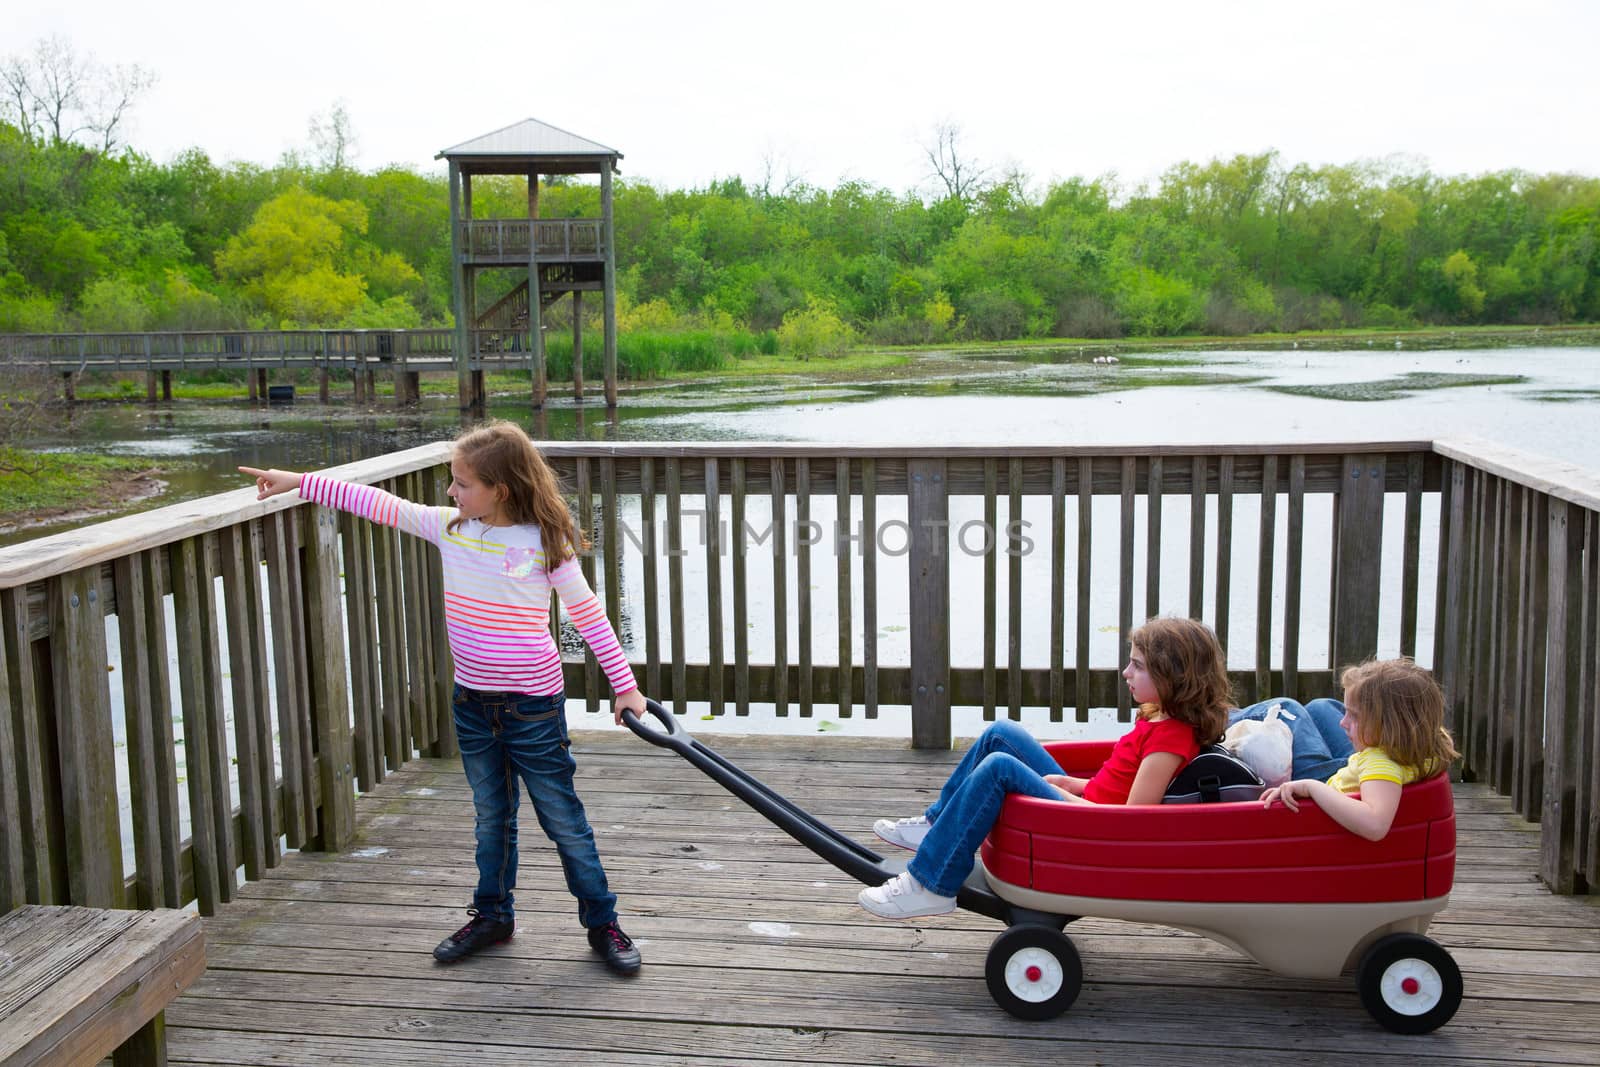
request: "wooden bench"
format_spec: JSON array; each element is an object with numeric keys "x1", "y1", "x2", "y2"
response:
[{"x1": 0, "y1": 905, "x2": 205, "y2": 1066}]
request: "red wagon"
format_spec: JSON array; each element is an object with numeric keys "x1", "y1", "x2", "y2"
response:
[{"x1": 624, "y1": 707, "x2": 1463, "y2": 1033}]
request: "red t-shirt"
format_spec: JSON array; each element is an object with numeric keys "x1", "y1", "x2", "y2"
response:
[{"x1": 1081, "y1": 716, "x2": 1201, "y2": 804}]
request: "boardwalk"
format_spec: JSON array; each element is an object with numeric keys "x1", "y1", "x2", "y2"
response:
[{"x1": 164, "y1": 733, "x2": 1600, "y2": 1066}]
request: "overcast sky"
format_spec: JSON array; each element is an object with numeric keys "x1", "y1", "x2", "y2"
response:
[{"x1": 10, "y1": 0, "x2": 1600, "y2": 195}]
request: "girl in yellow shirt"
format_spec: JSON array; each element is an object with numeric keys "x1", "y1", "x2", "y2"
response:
[{"x1": 1261, "y1": 659, "x2": 1458, "y2": 841}]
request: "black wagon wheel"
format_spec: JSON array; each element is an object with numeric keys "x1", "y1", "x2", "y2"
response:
[
  {"x1": 1357, "y1": 933, "x2": 1463, "y2": 1034},
  {"x1": 984, "y1": 924, "x2": 1083, "y2": 1021}
]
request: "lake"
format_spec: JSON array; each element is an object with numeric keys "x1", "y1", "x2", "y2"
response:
[{"x1": 15, "y1": 342, "x2": 1598, "y2": 861}]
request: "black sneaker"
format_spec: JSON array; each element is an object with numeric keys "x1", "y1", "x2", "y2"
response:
[
  {"x1": 433, "y1": 909, "x2": 514, "y2": 963},
  {"x1": 587, "y1": 920, "x2": 642, "y2": 975}
]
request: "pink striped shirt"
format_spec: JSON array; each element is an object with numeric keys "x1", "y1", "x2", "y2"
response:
[{"x1": 299, "y1": 472, "x2": 637, "y2": 698}]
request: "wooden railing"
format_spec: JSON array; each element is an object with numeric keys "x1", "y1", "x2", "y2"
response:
[
  {"x1": 0, "y1": 438, "x2": 1594, "y2": 918},
  {"x1": 461, "y1": 218, "x2": 603, "y2": 262},
  {"x1": 1, "y1": 329, "x2": 456, "y2": 373}
]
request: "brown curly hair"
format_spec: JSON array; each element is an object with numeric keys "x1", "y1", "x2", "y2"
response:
[
  {"x1": 1127, "y1": 616, "x2": 1232, "y2": 747},
  {"x1": 445, "y1": 420, "x2": 585, "y2": 564}
]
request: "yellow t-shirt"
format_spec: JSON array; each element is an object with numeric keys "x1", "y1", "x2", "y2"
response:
[{"x1": 1325, "y1": 746, "x2": 1427, "y2": 794}]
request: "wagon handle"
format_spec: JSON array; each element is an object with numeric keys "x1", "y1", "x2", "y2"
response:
[{"x1": 621, "y1": 700, "x2": 893, "y2": 887}]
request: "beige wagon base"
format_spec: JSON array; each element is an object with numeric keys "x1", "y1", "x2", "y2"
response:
[{"x1": 981, "y1": 861, "x2": 1448, "y2": 978}]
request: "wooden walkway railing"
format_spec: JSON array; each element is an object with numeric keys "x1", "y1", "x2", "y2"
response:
[{"x1": 0, "y1": 438, "x2": 1594, "y2": 924}]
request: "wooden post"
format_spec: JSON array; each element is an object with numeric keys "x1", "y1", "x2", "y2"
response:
[
  {"x1": 61, "y1": 373, "x2": 74, "y2": 405},
  {"x1": 300, "y1": 507, "x2": 356, "y2": 848},
  {"x1": 450, "y1": 162, "x2": 472, "y2": 414},
  {"x1": 601, "y1": 162, "x2": 618, "y2": 407},
  {"x1": 1541, "y1": 499, "x2": 1585, "y2": 892},
  {"x1": 318, "y1": 368, "x2": 330, "y2": 405},
  {"x1": 146, "y1": 372, "x2": 157, "y2": 403},
  {"x1": 908, "y1": 459, "x2": 950, "y2": 748},
  {"x1": 161, "y1": 371, "x2": 172, "y2": 400},
  {"x1": 48, "y1": 569, "x2": 123, "y2": 907},
  {"x1": 247, "y1": 367, "x2": 258, "y2": 403},
  {"x1": 1331, "y1": 454, "x2": 1386, "y2": 669},
  {"x1": 572, "y1": 290, "x2": 584, "y2": 401}
]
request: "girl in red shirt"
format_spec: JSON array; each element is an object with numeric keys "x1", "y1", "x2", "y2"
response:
[{"x1": 860, "y1": 617, "x2": 1231, "y2": 919}]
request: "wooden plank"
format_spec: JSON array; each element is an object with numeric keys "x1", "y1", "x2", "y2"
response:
[
  {"x1": 1541, "y1": 498, "x2": 1585, "y2": 892},
  {"x1": 1490, "y1": 479, "x2": 1514, "y2": 793},
  {"x1": 908, "y1": 459, "x2": 950, "y2": 748},
  {"x1": 1255, "y1": 454, "x2": 1278, "y2": 702},
  {"x1": 1578, "y1": 509, "x2": 1599, "y2": 888},
  {"x1": 1496, "y1": 485, "x2": 1527, "y2": 801},
  {"x1": 861, "y1": 459, "x2": 879, "y2": 719},
  {"x1": 198, "y1": 533, "x2": 238, "y2": 903},
  {"x1": 665, "y1": 459, "x2": 687, "y2": 714},
  {"x1": 1076, "y1": 457, "x2": 1092, "y2": 723},
  {"x1": 421, "y1": 467, "x2": 454, "y2": 756},
  {"x1": 115, "y1": 551, "x2": 183, "y2": 910},
  {"x1": 1007, "y1": 457, "x2": 1023, "y2": 719},
  {"x1": 603, "y1": 458, "x2": 621, "y2": 669},
  {"x1": 1400, "y1": 452, "x2": 1424, "y2": 658},
  {"x1": 640, "y1": 458, "x2": 661, "y2": 701},
  {"x1": 576, "y1": 457, "x2": 599, "y2": 713},
  {"x1": 1145, "y1": 456, "x2": 1163, "y2": 622},
  {"x1": 1439, "y1": 461, "x2": 1469, "y2": 745},
  {"x1": 796, "y1": 457, "x2": 813, "y2": 718},
  {"x1": 264, "y1": 511, "x2": 312, "y2": 849},
  {"x1": 370, "y1": 521, "x2": 406, "y2": 771},
  {"x1": 396, "y1": 475, "x2": 430, "y2": 754},
  {"x1": 0, "y1": 584, "x2": 21, "y2": 911},
  {"x1": 1517, "y1": 493, "x2": 1549, "y2": 817},
  {"x1": 0, "y1": 905, "x2": 205, "y2": 1067},
  {"x1": 219, "y1": 524, "x2": 272, "y2": 882},
  {"x1": 1050, "y1": 457, "x2": 1066, "y2": 722},
  {"x1": 704, "y1": 457, "x2": 725, "y2": 716},
  {"x1": 1283, "y1": 456, "x2": 1305, "y2": 700},
  {"x1": 1433, "y1": 459, "x2": 1454, "y2": 672},
  {"x1": 301, "y1": 506, "x2": 356, "y2": 851},
  {"x1": 835, "y1": 457, "x2": 852, "y2": 718},
  {"x1": 731, "y1": 458, "x2": 750, "y2": 716},
  {"x1": 1118, "y1": 457, "x2": 1135, "y2": 720},
  {"x1": 171, "y1": 537, "x2": 222, "y2": 914},
  {"x1": 2, "y1": 586, "x2": 59, "y2": 904},
  {"x1": 1188, "y1": 455, "x2": 1206, "y2": 619},
  {"x1": 981, "y1": 459, "x2": 997, "y2": 721},
  {"x1": 1214, "y1": 454, "x2": 1234, "y2": 655},
  {"x1": 47, "y1": 568, "x2": 123, "y2": 908},
  {"x1": 1331, "y1": 454, "x2": 1385, "y2": 666},
  {"x1": 337, "y1": 512, "x2": 378, "y2": 791},
  {"x1": 770, "y1": 458, "x2": 788, "y2": 717}
]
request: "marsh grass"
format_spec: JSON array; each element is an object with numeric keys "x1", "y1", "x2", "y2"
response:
[
  {"x1": 0, "y1": 447, "x2": 158, "y2": 511},
  {"x1": 1266, "y1": 372, "x2": 1527, "y2": 402}
]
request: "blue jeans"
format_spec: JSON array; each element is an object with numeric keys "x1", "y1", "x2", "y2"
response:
[
  {"x1": 452, "y1": 685, "x2": 617, "y2": 928},
  {"x1": 1227, "y1": 697, "x2": 1354, "y2": 782},
  {"x1": 908, "y1": 719, "x2": 1065, "y2": 897}
]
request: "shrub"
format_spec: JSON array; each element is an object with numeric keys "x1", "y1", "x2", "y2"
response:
[{"x1": 778, "y1": 299, "x2": 856, "y2": 359}]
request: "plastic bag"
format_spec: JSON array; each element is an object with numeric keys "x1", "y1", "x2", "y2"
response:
[{"x1": 1221, "y1": 702, "x2": 1295, "y2": 788}]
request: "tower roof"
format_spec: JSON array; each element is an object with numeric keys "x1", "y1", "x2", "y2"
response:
[{"x1": 436, "y1": 118, "x2": 622, "y2": 169}]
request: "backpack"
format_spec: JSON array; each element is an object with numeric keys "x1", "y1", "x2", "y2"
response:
[{"x1": 1163, "y1": 744, "x2": 1265, "y2": 804}]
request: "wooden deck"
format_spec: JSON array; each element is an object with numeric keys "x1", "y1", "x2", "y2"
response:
[{"x1": 165, "y1": 733, "x2": 1600, "y2": 1065}]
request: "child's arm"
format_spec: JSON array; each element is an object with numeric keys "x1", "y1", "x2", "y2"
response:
[
  {"x1": 240, "y1": 466, "x2": 443, "y2": 544},
  {"x1": 1044, "y1": 774, "x2": 1089, "y2": 796},
  {"x1": 1260, "y1": 777, "x2": 1403, "y2": 841},
  {"x1": 547, "y1": 555, "x2": 644, "y2": 723},
  {"x1": 1057, "y1": 752, "x2": 1185, "y2": 805}
]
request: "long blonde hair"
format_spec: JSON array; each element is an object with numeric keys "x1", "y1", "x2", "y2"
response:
[
  {"x1": 1127, "y1": 616, "x2": 1232, "y2": 747},
  {"x1": 445, "y1": 420, "x2": 585, "y2": 564},
  {"x1": 1340, "y1": 658, "x2": 1457, "y2": 773}
]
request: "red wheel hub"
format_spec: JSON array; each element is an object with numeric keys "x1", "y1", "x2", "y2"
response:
[
  {"x1": 1025, "y1": 965, "x2": 1043, "y2": 982},
  {"x1": 1401, "y1": 976, "x2": 1421, "y2": 995}
]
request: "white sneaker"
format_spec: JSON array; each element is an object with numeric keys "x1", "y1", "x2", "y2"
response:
[
  {"x1": 873, "y1": 815, "x2": 931, "y2": 851},
  {"x1": 858, "y1": 871, "x2": 957, "y2": 919}
]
